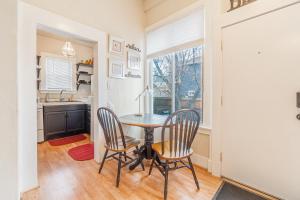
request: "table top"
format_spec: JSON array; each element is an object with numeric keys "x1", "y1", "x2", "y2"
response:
[{"x1": 119, "y1": 113, "x2": 168, "y2": 128}]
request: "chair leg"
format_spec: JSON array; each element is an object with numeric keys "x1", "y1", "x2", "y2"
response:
[
  {"x1": 124, "y1": 152, "x2": 127, "y2": 162},
  {"x1": 116, "y1": 152, "x2": 122, "y2": 187},
  {"x1": 149, "y1": 152, "x2": 156, "y2": 175},
  {"x1": 187, "y1": 156, "x2": 200, "y2": 190},
  {"x1": 134, "y1": 146, "x2": 139, "y2": 154},
  {"x1": 164, "y1": 162, "x2": 169, "y2": 200},
  {"x1": 99, "y1": 149, "x2": 108, "y2": 174},
  {"x1": 140, "y1": 160, "x2": 145, "y2": 171}
]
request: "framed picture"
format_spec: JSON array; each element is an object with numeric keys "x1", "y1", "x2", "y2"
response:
[
  {"x1": 109, "y1": 57, "x2": 125, "y2": 79},
  {"x1": 127, "y1": 50, "x2": 141, "y2": 70},
  {"x1": 109, "y1": 36, "x2": 125, "y2": 55}
]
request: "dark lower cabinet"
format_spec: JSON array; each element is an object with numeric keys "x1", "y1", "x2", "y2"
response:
[
  {"x1": 67, "y1": 110, "x2": 86, "y2": 132},
  {"x1": 44, "y1": 104, "x2": 90, "y2": 140},
  {"x1": 86, "y1": 105, "x2": 91, "y2": 133},
  {"x1": 44, "y1": 111, "x2": 66, "y2": 137}
]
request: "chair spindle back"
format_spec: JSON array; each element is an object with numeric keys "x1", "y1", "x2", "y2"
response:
[
  {"x1": 161, "y1": 109, "x2": 200, "y2": 157},
  {"x1": 97, "y1": 107, "x2": 126, "y2": 150}
]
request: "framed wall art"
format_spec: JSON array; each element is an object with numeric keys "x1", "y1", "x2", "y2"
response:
[
  {"x1": 127, "y1": 50, "x2": 141, "y2": 71},
  {"x1": 109, "y1": 36, "x2": 125, "y2": 55},
  {"x1": 108, "y1": 57, "x2": 125, "y2": 79}
]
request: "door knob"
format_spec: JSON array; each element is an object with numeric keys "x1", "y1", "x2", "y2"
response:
[{"x1": 296, "y1": 114, "x2": 300, "y2": 120}]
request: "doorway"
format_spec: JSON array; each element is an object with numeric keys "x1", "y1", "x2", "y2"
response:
[
  {"x1": 36, "y1": 27, "x2": 96, "y2": 143},
  {"x1": 18, "y1": 2, "x2": 107, "y2": 193}
]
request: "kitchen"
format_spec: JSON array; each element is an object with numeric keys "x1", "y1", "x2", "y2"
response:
[{"x1": 36, "y1": 28, "x2": 96, "y2": 146}]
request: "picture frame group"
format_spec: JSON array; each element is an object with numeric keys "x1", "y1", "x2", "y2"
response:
[{"x1": 108, "y1": 35, "x2": 141, "y2": 79}]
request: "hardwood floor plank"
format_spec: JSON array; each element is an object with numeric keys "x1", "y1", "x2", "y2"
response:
[{"x1": 22, "y1": 135, "x2": 221, "y2": 200}]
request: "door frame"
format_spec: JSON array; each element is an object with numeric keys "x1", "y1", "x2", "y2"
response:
[{"x1": 18, "y1": 2, "x2": 108, "y2": 193}]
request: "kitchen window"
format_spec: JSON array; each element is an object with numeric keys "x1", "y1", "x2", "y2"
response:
[{"x1": 40, "y1": 53, "x2": 75, "y2": 92}]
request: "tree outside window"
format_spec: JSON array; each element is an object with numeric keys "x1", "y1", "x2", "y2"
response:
[{"x1": 152, "y1": 46, "x2": 203, "y2": 122}]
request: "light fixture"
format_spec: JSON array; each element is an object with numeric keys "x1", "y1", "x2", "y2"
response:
[
  {"x1": 135, "y1": 85, "x2": 152, "y2": 116},
  {"x1": 62, "y1": 41, "x2": 75, "y2": 57}
]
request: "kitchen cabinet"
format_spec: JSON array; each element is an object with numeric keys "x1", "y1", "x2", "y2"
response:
[
  {"x1": 43, "y1": 104, "x2": 89, "y2": 140},
  {"x1": 67, "y1": 110, "x2": 86, "y2": 132},
  {"x1": 44, "y1": 111, "x2": 66, "y2": 137},
  {"x1": 86, "y1": 105, "x2": 91, "y2": 134}
]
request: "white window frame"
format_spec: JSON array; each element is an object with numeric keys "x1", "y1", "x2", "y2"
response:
[
  {"x1": 39, "y1": 52, "x2": 77, "y2": 93},
  {"x1": 146, "y1": 39, "x2": 211, "y2": 130}
]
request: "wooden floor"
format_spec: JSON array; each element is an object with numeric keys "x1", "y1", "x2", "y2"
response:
[{"x1": 23, "y1": 135, "x2": 222, "y2": 200}]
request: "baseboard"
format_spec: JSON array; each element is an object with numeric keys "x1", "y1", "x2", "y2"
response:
[
  {"x1": 191, "y1": 155, "x2": 220, "y2": 176},
  {"x1": 211, "y1": 161, "x2": 221, "y2": 177},
  {"x1": 207, "y1": 159, "x2": 213, "y2": 173},
  {"x1": 191, "y1": 153, "x2": 209, "y2": 169}
]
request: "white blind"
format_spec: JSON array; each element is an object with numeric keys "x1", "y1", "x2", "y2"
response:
[
  {"x1": 45, "y1": 56, "x2": 73, "y2": 90},
  {"x1": 146, "y1": 9, "x2": 204, "y2": 56}
]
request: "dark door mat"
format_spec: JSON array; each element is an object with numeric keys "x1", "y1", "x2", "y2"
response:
[{"x1": 214, "y1": 182, "x2": 267, "y2": 200}]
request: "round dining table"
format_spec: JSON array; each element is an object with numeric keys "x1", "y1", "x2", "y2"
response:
[{"x1": 119, "y1": 113, "x2": 168, "y2": 170}]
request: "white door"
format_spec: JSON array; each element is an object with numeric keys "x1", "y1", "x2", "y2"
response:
[{"x1": 221, "y1": 3, "x2": 300, "y2": 200}]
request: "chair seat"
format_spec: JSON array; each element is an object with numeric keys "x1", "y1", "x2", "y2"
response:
[
  {"x1": 106, "y1": 136, "x2": 140, "y2": 152},
  {"x1": 152, "y1": 141, "x2": 193, "y2": 160}
]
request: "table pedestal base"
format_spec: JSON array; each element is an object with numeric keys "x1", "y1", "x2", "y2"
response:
[{"x1": 129, "y1": 127, "x2": 155, "y2": 170}]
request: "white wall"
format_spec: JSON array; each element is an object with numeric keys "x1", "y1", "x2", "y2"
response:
[{"x1": 0, "y1": 0, "x2": 19, "y2": 200}]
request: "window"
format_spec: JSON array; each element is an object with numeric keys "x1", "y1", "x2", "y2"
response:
[
  {"x1": 146, "y1": 8, "x2": 210, "y2": 126},
  {"x1": 40, "y1": 53, "x2": 75, "y2": 91},
  {"x1": 151, "y1": 46, "x2": 203, "y2": 121}
]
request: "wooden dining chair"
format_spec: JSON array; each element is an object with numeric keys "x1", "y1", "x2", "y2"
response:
[
  {"x1": 148, "y1": 109, "x2": 201, "y2": 200},
  {"x1": 97, "y1": 107, "x2": 144, "y2": 187}
]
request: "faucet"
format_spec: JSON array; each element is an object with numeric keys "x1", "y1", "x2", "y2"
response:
[
  {"x1": 59, "y1": 90, "x2": 65, "y2": 102},
  {"x1": 45, "y1": 93, "x2": 49, "y2": 102}
]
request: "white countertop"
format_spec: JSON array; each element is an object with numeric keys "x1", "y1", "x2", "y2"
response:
[{"x1": 38, "y1": 101, "x2": 89, "y2": 108}]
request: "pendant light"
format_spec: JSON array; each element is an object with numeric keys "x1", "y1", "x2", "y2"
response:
[{"x1": 62, "y1": 41, "x2": 75, "y2": 57}]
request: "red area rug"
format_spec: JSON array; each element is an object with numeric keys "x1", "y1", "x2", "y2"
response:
[
  {"x1": 48, "y1": 134, "x2": 86, "y2": 146},
  {"x1": 68, "y1": 143, "x2": 94, "y2": 161}
]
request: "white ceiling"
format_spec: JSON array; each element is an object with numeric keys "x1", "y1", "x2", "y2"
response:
[{"x1": 143, "y1": 0, "x2": 165, "y2": 12}]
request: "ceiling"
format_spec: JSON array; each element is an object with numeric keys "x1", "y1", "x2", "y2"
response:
[{"x1": 143, "y1": 0, "x2": 165, "y2": 12}]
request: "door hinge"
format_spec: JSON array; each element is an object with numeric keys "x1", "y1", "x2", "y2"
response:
[
  {"x1": 221, "y1": 96, "x2": 223, "y2": 106},
  {"x1": 221, "y1": 40, "x2": 223, "y2": 51},
  {"x1": 220, "y1": 152, "x2": 223, "y2": 162}
]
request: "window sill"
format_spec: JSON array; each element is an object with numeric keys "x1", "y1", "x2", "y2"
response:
[
  {"x1": 39, "y1": 90, "x2": 77, "y2": 94},
  {"x1": 198, "y1": 126, "x2": 211, "y2": 135}
]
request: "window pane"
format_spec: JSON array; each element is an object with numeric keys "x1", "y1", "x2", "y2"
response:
[
  {"x1": 175, "y1": 47, "x2": 203, "y2": 119},
  {"x1": 152, "y1": 54, "x2": 173, "y2": 115},
  {"x1": 151, "y1": 46, "x2": 203, "y2": 121},
  {"x1": 45, "y1": 57, "x2": 73, "y2": 91}
]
